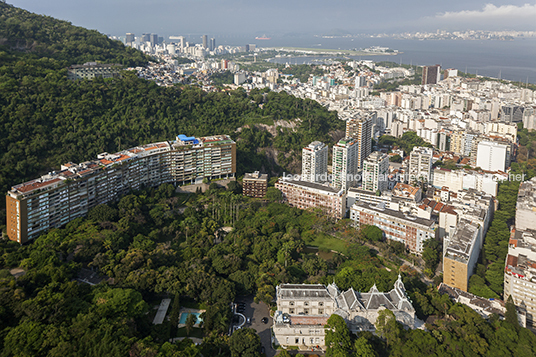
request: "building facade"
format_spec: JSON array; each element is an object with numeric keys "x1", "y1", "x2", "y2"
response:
[
  {"x1": 516, "y1": 177, "x2": 536, "y2": 231},
  {"x1": 242, "y1": 171, "x2": 268, "y2": 198},
  {"x1": 345, "y1": 114, "x2": 373, "y2": 169},
  {"x1": 408, "y1": 146, "x2": 433, "y2": 184},
  {"x1": 301, "y1": 141, "x2": 328, "y2": 183},
  {"x1": 275, "y1": 178, "x2": 346, "y2": 219},
  {"x1": 422, "y1": 65, "x2": 441, "y2": 85},
  {"x1": 332, "y1": 138, "x2": 359, "y2": 192},
  {"x1": 6, "y1": 135, "x2": 236, "y2": 244},
  {"x1": 350, "y1": 201, "x2": 437, "y2": 254},
  {"x1": 442, "y1": 219, "x2": 482, "y2": 292},
  {"x1": 273, "y1": 279, "x2": 417, "y2": 350},
  {"x1": 504, "y1": 229, "x2": 536, "y2": 327},
  {"x1": 476, "y1": 140, "x2": 509, "y2": 172},
  {"x1": 67, "y1": 62, "x2": 122, "y2": 80},
  {"x1": 362, "y1": 152, "x2": 389, "y2": 192}
]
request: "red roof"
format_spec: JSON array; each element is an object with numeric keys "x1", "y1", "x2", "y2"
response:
[{"x1": 17, "y1": 178, "x2": 62, "y2": 193}]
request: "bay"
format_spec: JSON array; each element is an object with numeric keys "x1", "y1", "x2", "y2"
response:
[{"x1": 250, "y1": 35, "x2": 536, "y2": 84}]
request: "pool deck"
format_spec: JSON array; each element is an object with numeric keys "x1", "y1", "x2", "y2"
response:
[{"x1": 178, "y1": 308, "x2": 205, "y2": 328}]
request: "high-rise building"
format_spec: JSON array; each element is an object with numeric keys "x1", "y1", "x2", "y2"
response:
[
  {"x1": 515, "y1": 178, "x2": 536, "y2": 232},
  {"x1": 141, "y1": 33, "x2": 151, "y2": 43},
  {"x1": 202, "y1": 35, "x2": 208, "y2": 49},
  {"x1": 166, "y1": 44, "x2": 176, "y2": 55},
  {"x1": 6, "y1": 135, "x2": 236, "y2": 244},
  {"x1": 332, "y1": 138, "x2": 359, "y2": 191},
  {"x1": 301, "y1": 141, "x2": 328, "y2": 183},
  {"x1": 209, "y1": 38, "x2": 216, "y2": 51},
  {"x1": 443, "y1": 68, "x2": 458, "y2": 79},
  {"x1": 408, "y1": 147, "x2": 433, "y2": 184},
  {"x1": 504, "y1": 228, "x2": 536, "y2": 327},
  {"x1": 422, "y1": 64, "x2": 441, "y2": 85},
  {"x1": 443, "y1": 219, "x2": 482, "y2": 292},
  {"x1": 362, "y1": 152, "x2": 389, "y2": 193},
  {"x1": 500, "y1": 104, "x2": 525, "y2": 123},
  {"x1": 476, "y1": 140, "x2": 509, "y2": 172},
  {"x1": 234, "y1": 72, "x2": 246, "y2": 85},
  {"x1": 345, "y1": 113, "x2": 373, "y2": 169},
  {"x1": 355, "y1": 75, "x2": 367, "y2": 88},
  {"x1": 150, "y1": 33, "x2": 158, "y2": 46},
  {"x1": 125, "y1": 33, "x2": 135, "y2": 45}
]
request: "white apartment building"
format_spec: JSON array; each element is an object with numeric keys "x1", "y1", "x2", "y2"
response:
[
  {"x1": 408, "y1": 147, "x2": 433, "y2": 184},
  {"x1": 301, "y1": 141, "x2": 328, "y2": 183},
  {"x1": 362, "y1": 151, "x2": 389, "y2": 192},
  {"x1": 516, "y1": 178, "x2": 536, "y2": 231},
  {"x1": 476, "y1": 141, "x2": 509, "y2": 172},
  {"x1": 504, "y1": 229, "x2": 536, "y2": 327},
  {"x1": 332, "y1": 138, "x2": 359, "y2": 192}
]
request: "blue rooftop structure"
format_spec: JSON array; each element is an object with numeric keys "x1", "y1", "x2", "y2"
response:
[{"x1": 177, "y1": 134, "x2": 199, "y2": 144}]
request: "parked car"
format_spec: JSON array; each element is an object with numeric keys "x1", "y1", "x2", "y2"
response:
[{"x1": 261, "y1": 317, "x2": 269, "y2": 324}]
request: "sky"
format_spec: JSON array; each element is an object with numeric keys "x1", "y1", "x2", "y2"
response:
[{"x1": 7, "y1": 0, "x2": 536, "y2": 37}]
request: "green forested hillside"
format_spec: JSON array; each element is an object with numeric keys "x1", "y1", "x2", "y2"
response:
[
  {"x1": 0, "y1": 2, "x2": 149, "y2": 67},
  {"x1": 0, "y1": 2, "x2": 343, "y2": 217}
]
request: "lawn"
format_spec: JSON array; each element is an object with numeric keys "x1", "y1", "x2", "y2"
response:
[{"x1": 307, "y1": 234, "x2": 349, "y2": 255}]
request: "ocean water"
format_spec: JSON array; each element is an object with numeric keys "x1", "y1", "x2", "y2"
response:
[{"x1": 250, "y1": 35, "x2": 536, "y2": 84}]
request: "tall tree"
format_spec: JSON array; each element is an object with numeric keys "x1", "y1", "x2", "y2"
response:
[
  {"x1": 229, "y1": 328, "x2": 261, "y2": 357},
  {"x1": 324, "y1": 314, "x2": 352, "y2": 357}
]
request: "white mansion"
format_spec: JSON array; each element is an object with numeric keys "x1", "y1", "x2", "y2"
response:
[{"x1": 273, "y1": 276, "x2": 418, "y2": 349}]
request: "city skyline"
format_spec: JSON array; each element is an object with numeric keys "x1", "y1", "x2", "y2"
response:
[{"x1": 7, "y1": 1, "x2": 536, "y2": 37}]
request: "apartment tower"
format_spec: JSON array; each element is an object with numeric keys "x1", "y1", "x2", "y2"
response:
[
  {"x1": 332, "y1": 138, "x2": 359, "y2": 192},
  {"x1": 345, "y1": 113, "x2": 373, "y2": 169},
  {"x1": 362, "y1": 151, "x2": 389, "y2": 193},
  {"x1": 422, "y1": 65, "x2": 441, "y2": 85},
  {"x1": 301, "y1": 141, "x2": 328, "y2": 183}
]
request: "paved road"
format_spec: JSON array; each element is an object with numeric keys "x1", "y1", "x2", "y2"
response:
[{"x1": 234, "y1": 296, "x2": 274, "y2": 357}]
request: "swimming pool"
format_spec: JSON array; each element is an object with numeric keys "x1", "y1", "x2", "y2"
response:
[{"x1": 179, "y1": 312, "x2": 203, "y2": 325}]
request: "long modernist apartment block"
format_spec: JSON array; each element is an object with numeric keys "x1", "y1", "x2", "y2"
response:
[{"x1": 6, "y1": 134, "x2": 236, "y2": 243}]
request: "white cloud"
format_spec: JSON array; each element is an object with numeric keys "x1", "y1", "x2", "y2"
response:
[{"x1": 436, "y1": 3, "x2": 536, "y2": 20}]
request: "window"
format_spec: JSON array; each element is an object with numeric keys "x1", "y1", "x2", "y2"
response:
[
  {"x1": 318, "y1": 302, "x2": 324, "y2": 306},
  {"x1": 295, "y1": 338, "x2": 299, "y2": 344},
  {"x1": 304, "y1": 302, "x2": 309, "y2": 306},
  {"x1": 318, "y1": 309, "x2": 323, "y2": 314},
  {"x1": 304, "y1": 308, "x2": 309, "y2": 315},
  {"x1": 289, "y1": 308, "x2": 294, "y2": 314},
  {"x1": 289, "y1": 301, "x2": 294, "y2": 306}
]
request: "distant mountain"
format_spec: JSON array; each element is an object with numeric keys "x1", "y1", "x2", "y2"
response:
[{"x1": 0, "y1": 2, "x2": 149, "y2": 67}]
